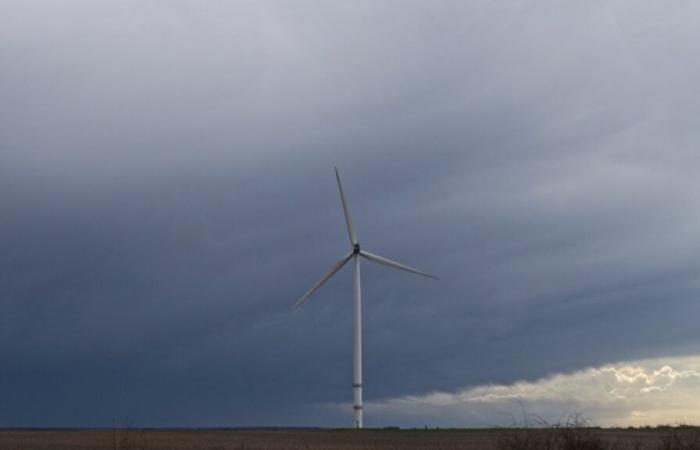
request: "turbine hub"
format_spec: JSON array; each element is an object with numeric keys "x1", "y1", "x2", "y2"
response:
[{"x1": 353, "y1": 243, "x2": 360, "y2": 255}]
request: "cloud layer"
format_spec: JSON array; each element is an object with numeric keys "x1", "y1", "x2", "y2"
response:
[{"x1": 2, "y1": 1, "x2": 700, "y2": 426}]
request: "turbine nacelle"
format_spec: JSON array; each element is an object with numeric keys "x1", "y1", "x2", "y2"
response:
[{"x1": 292, "y1": 169, "x2": 436, "y2": 310}]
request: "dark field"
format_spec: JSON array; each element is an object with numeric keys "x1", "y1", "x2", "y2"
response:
[{"x1": 2, "y1": 428, "x2": 700, "y2": 450}]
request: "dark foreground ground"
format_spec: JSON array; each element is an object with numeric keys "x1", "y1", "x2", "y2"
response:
[{"x1": 1, "y1": 428, "x2": 699, "y2": 450}]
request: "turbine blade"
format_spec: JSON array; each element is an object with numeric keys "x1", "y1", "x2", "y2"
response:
[
  {"x1": 360, "y1": 250, "x2": 438, "y2": 280},
  {"x1": 335, "y1": 167, "x2": 357, "y2": 245},
  {"x1": 293, "y1": 253, "x2": 353, "y2": 309}
]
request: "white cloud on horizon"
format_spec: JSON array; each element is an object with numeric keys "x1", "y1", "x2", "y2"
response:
[{"x1": 327, "y1": 355, "x2": 700, "y2": 427}]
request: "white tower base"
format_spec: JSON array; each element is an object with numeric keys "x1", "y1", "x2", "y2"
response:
[{"x1": 352, "y1": 254, "x2": 363, "y2": 428}]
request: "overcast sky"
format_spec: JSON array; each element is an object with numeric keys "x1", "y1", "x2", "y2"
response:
[{"x1": 3, "y1": 0, "x2": 700, "y2": 428}]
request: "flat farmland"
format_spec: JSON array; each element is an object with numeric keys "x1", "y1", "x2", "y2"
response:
[{"x1": 0, "y1": 428, "x2": 698, "y2": 450}]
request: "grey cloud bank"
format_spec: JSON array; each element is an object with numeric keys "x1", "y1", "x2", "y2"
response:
[{"x1": 2, "y1": 0, "x2": 700, "y2": 427}]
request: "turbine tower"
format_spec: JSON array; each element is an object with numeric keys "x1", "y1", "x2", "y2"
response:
[{"x1": 294, "y1": 168, "x2": 436, "y2": 429}]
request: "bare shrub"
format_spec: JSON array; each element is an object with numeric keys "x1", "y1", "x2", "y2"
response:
[
  {"x1": 656, "y1": 426, "x2": 700, "y2": 450},
  {"x1": 555, "y1": 414, "x2": 608, "y2": 450},
  {"x1": 498, "y1": 413, "x2": 611, "y2": 450}
]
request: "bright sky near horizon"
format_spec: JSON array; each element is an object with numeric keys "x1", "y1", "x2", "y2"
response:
[{"x1": 357, "y1": 355, "x2": 700, "y2": 427}]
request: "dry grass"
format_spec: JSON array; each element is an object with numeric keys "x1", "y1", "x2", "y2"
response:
[
  {"x1": 497, "y1": 416, "x2": 700, "y2": 450},
  {"x1": 0, "y1": 429, "x2": 500, "y2": 450},
  {"x1": 0, "y1": 427, "x2": 698, "y2": 450}
]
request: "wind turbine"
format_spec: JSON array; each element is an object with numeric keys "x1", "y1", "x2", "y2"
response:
[{"x1": 294, "y1": 168, "x2": 436, "y2": 429}]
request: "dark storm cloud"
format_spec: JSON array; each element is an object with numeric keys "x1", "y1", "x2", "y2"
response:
[{"x1": 2, "y1": 0, "x2": 700, "y2": 426}]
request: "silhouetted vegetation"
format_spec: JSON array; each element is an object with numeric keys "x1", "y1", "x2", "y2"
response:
[
  {"x1": 498, "y1": 414, "x2": 612, "y2": 450},
  {"x1": 2, "y1": 423, "x2": 700, "y2": 449},
  {"x1": 497, "y1": 414, "x2": 700, "y2": 450}
]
